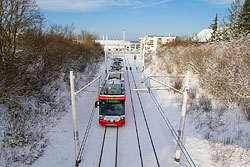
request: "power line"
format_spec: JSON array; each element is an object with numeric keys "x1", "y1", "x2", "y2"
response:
[
  {"x1": 150, "y1": 91, "x2": 197, "y2": 167},
  {"x1": 74, "y1": 79, "x2": 102, "y2": 167}
]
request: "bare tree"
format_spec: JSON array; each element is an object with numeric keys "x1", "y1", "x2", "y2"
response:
[
  {"x1": 78, "y1": 30, "x2": 97, "y2": 43},
  {"x1": 0, "y1": 0, "x2": 43, "y2": 63}
]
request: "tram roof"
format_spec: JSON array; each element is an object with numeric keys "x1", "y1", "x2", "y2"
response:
[
  {"x1": 107, "y1": 72, "x2": 124, "y2": 80},
  {"x1": 100, "y1": 79, "x2": 125, "y2": 95},
  {"x1": 105, "y1": 79, "x2": 124, "y2": 88}
]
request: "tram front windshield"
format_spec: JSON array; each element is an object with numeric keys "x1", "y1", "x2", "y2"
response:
[{"x1": 99, "y1": 99, "x2": 125, "y2": 116}]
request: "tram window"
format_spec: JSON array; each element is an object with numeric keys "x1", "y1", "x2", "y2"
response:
[{"x1": 99, "y1": 100, "x2": 125, "y2": 116}]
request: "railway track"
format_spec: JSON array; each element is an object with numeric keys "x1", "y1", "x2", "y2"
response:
[
  {"x1": 97, "y1": 58, "x2": 145, "y2": 167},
  {"x1": 125, "y1": 59, "x2": 144, "y2": 167},
  {"x1": 125, "y1": 58, "x2": 160, "y2": 167},
  {"x1": 126, "y1": 56, "x2": 196, "y2": 167},
  {"x1": 98, "y1": 126, "x2": 119, "y2": 167},
  {"x1": 76, "y1": 55, "x2": 196, "y2": 167}
]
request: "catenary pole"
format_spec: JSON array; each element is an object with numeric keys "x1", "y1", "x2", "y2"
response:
[
  {"x1": 175, "y1": 70, "x2": 190, "y2": 162},
  {"x1": 141, "y1": 43, "x2": 145, "y2": 83},
  {"x1": 105, "y1": 46, "x2": 107, "y2": 76},
  {"x1": 70, "y1": 71, "x2": 80, "y2": 164}
]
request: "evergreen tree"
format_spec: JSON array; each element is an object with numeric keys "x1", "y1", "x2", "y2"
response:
[
  {"x1": 209, "y1": 13, "x2": 218, "y2": 41},
  {"x1": 240, "y1": 0, "x2": 250, "y2": 34},
  {"x1": 227, "y1": 0, "x2": 243, "y2": 37}
]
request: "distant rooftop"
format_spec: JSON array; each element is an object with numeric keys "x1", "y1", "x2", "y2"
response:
[{"x1": 95, "y1": 39, "x2": 131, "y2": 45}]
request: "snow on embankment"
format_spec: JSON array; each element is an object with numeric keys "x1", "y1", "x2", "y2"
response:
[
  {"x1": 145, "y1": 39, "x2": 250, "y2": 166},
  {"x1": 0, "y1": 60, "x2": 103, "y2": 167}
]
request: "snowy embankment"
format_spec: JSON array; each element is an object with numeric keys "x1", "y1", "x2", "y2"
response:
[
  {"x1": 2, "y1": 53, "x2": 249, "y2": 167},
  {"x1": 146, "y1": 54, "x2": 250, "y2": 167},
  {"x1": 27, "y1": 59, "x2": 106, "y2": 167},
  {"x1": 0, "y1": 73, "x2": 68, "y2": 166},
  {"x1": 0, "y1": 62, "x2": 103, "y2": 167}
]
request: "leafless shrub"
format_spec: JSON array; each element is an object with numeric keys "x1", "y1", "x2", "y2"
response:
[
  {"x1": 165, "y1": 65, "x2": 173, "y2": 74},
  {"x1": 189, "y1": 86, "x2": 197, "y2": 100},
  {"x1": 144, "y1": 52, "x2": 152, "y2": 65},
  {"x1": 215, "y1": 99, "x2": 228, "y2": 116},
  {"x1": 160, "y1": 36, "x2": 197, "y2": 48},
  {"x1": 204, "y1": 132, "x2": 211, "y2": 140},
  {"x1": 173, "y1": 77, "x2": 183, "y2": 90},
  {"x1": 240, "y1": 98, "x2": 250, "y2": 120},
  {"x1": 198, "y1": 95, "x2": 213, "y2": 112},
  {"x1": 156, "y1": 35, "x2": 250, "y2": 116},
  {"x1": 0, "y1": 2, "x2": 104, "y2": 165},
  {"x1": 187, "y1": 86, "x2": 198, "y2": 110}
]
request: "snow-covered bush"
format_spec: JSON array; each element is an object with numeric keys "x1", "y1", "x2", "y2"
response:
[
  {"x1": 173, "y1": 77, "x2": 183, "y2": 90},
  {"x1": 240, "y1": 98, "x2": 250, "y2": 120},
  {"x1": 156, "y1": 36, "x2": 250, "y2": 116},
  {"x1": 155, "y1": 35, "x2": 250, "y2": 166},
  {"x1": 198, "y1": 95, "x2": 213, "y2": 112},
  {"x1": 0, "y1": 1, "x2": 104, "y2": 166},
  {"x1": 0, "y1": 25, "x2": 104, "y2": 166},
  {"x1": 1, "y1": 100, "x2": 47, "y2": 165}
]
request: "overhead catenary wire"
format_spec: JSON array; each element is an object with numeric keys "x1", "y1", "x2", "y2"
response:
[
  {"x1": 74, "y1": 78, "x2": 102, "y2": 167},
  {"x1": 149, "y1": 90, "x2": 197, "y2": 167},
  {"x1": 129, "y1": 55, "x2": 196, "y2": 167},
  {"x1": 73, "y1": 55, "x2": 196, "y2": 167}
]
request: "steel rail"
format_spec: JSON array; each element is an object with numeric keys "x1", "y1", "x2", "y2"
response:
[
  {"x1": 115, "y1": 127, "x2": 119, "y2": 167},
  {"x1": 98, "y1": 126, "x2": 107, "y2": 167},
  {"x1": 149, "y1": 91, "x2": 197, "y2": 167},
  {"x1": 127, "y1": 58, "x2": 160, "y2": 167},
  {"x1": 125, "y1": 59, "x2": 144, "y2": 167}
]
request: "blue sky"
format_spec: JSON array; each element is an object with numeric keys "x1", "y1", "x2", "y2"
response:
[{"x1": 36, "y1": 0, "x2": 233, "y2": 41}]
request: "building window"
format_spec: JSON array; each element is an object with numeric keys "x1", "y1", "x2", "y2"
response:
[
  {"x1": 149, "y1": 40, "x2": 154, "y2": 45},
  {"x1": 158, "y1": 38, "x2": 162, "y2": 44}
]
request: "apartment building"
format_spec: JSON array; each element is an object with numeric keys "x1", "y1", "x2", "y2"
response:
[{"x1": 139, "y1": 35, "x2": 176, "y2": 51}]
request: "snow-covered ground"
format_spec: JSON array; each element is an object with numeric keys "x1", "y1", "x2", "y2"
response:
[
  {"x1": 22, "y1": 54, "x2": 250, "y2": 167},
  {"x1": 146, "y1": 54, "x2": 250, "y2": 167}
]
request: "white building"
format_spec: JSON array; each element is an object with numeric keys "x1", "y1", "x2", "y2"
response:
[
  {"x1": 95, "y1": 39, "x2": 139, "y2": 53},
  {"x1": 139, "y1": 35, "x2": 176, "y2": 51},
  {"x1": 95, "y1": 30, "x2": 139, "y2": 53}
]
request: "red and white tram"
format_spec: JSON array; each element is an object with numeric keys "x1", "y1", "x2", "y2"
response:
[
  {"x1": 96, "y1": 57, "x2": 126, "y2": 126},
  {"x1": 97, "y1": 79, "x2": 126, "y2": 126}
]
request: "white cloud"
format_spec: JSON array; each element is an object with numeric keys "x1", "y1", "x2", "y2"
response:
[
  {"x1": 203, "y1": 0, "x2": 234, "y2": 5},
  {"x1": 131, "y1": 0, "x2": 170, "y2": 9},
  {"x1": 36, "y1": 0, "x2": 169, "y2": 12},
  {"x1": 36, "y1": 0, "x2": 140, "y2": 12}
]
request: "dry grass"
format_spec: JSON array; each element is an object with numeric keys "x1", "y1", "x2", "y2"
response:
[
  {"x1": 157, "y1": 36, "x2": 250, "y2": 119},
  {"x1": 160, "y1": 37, "x2": 198, "y2": 48}
]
